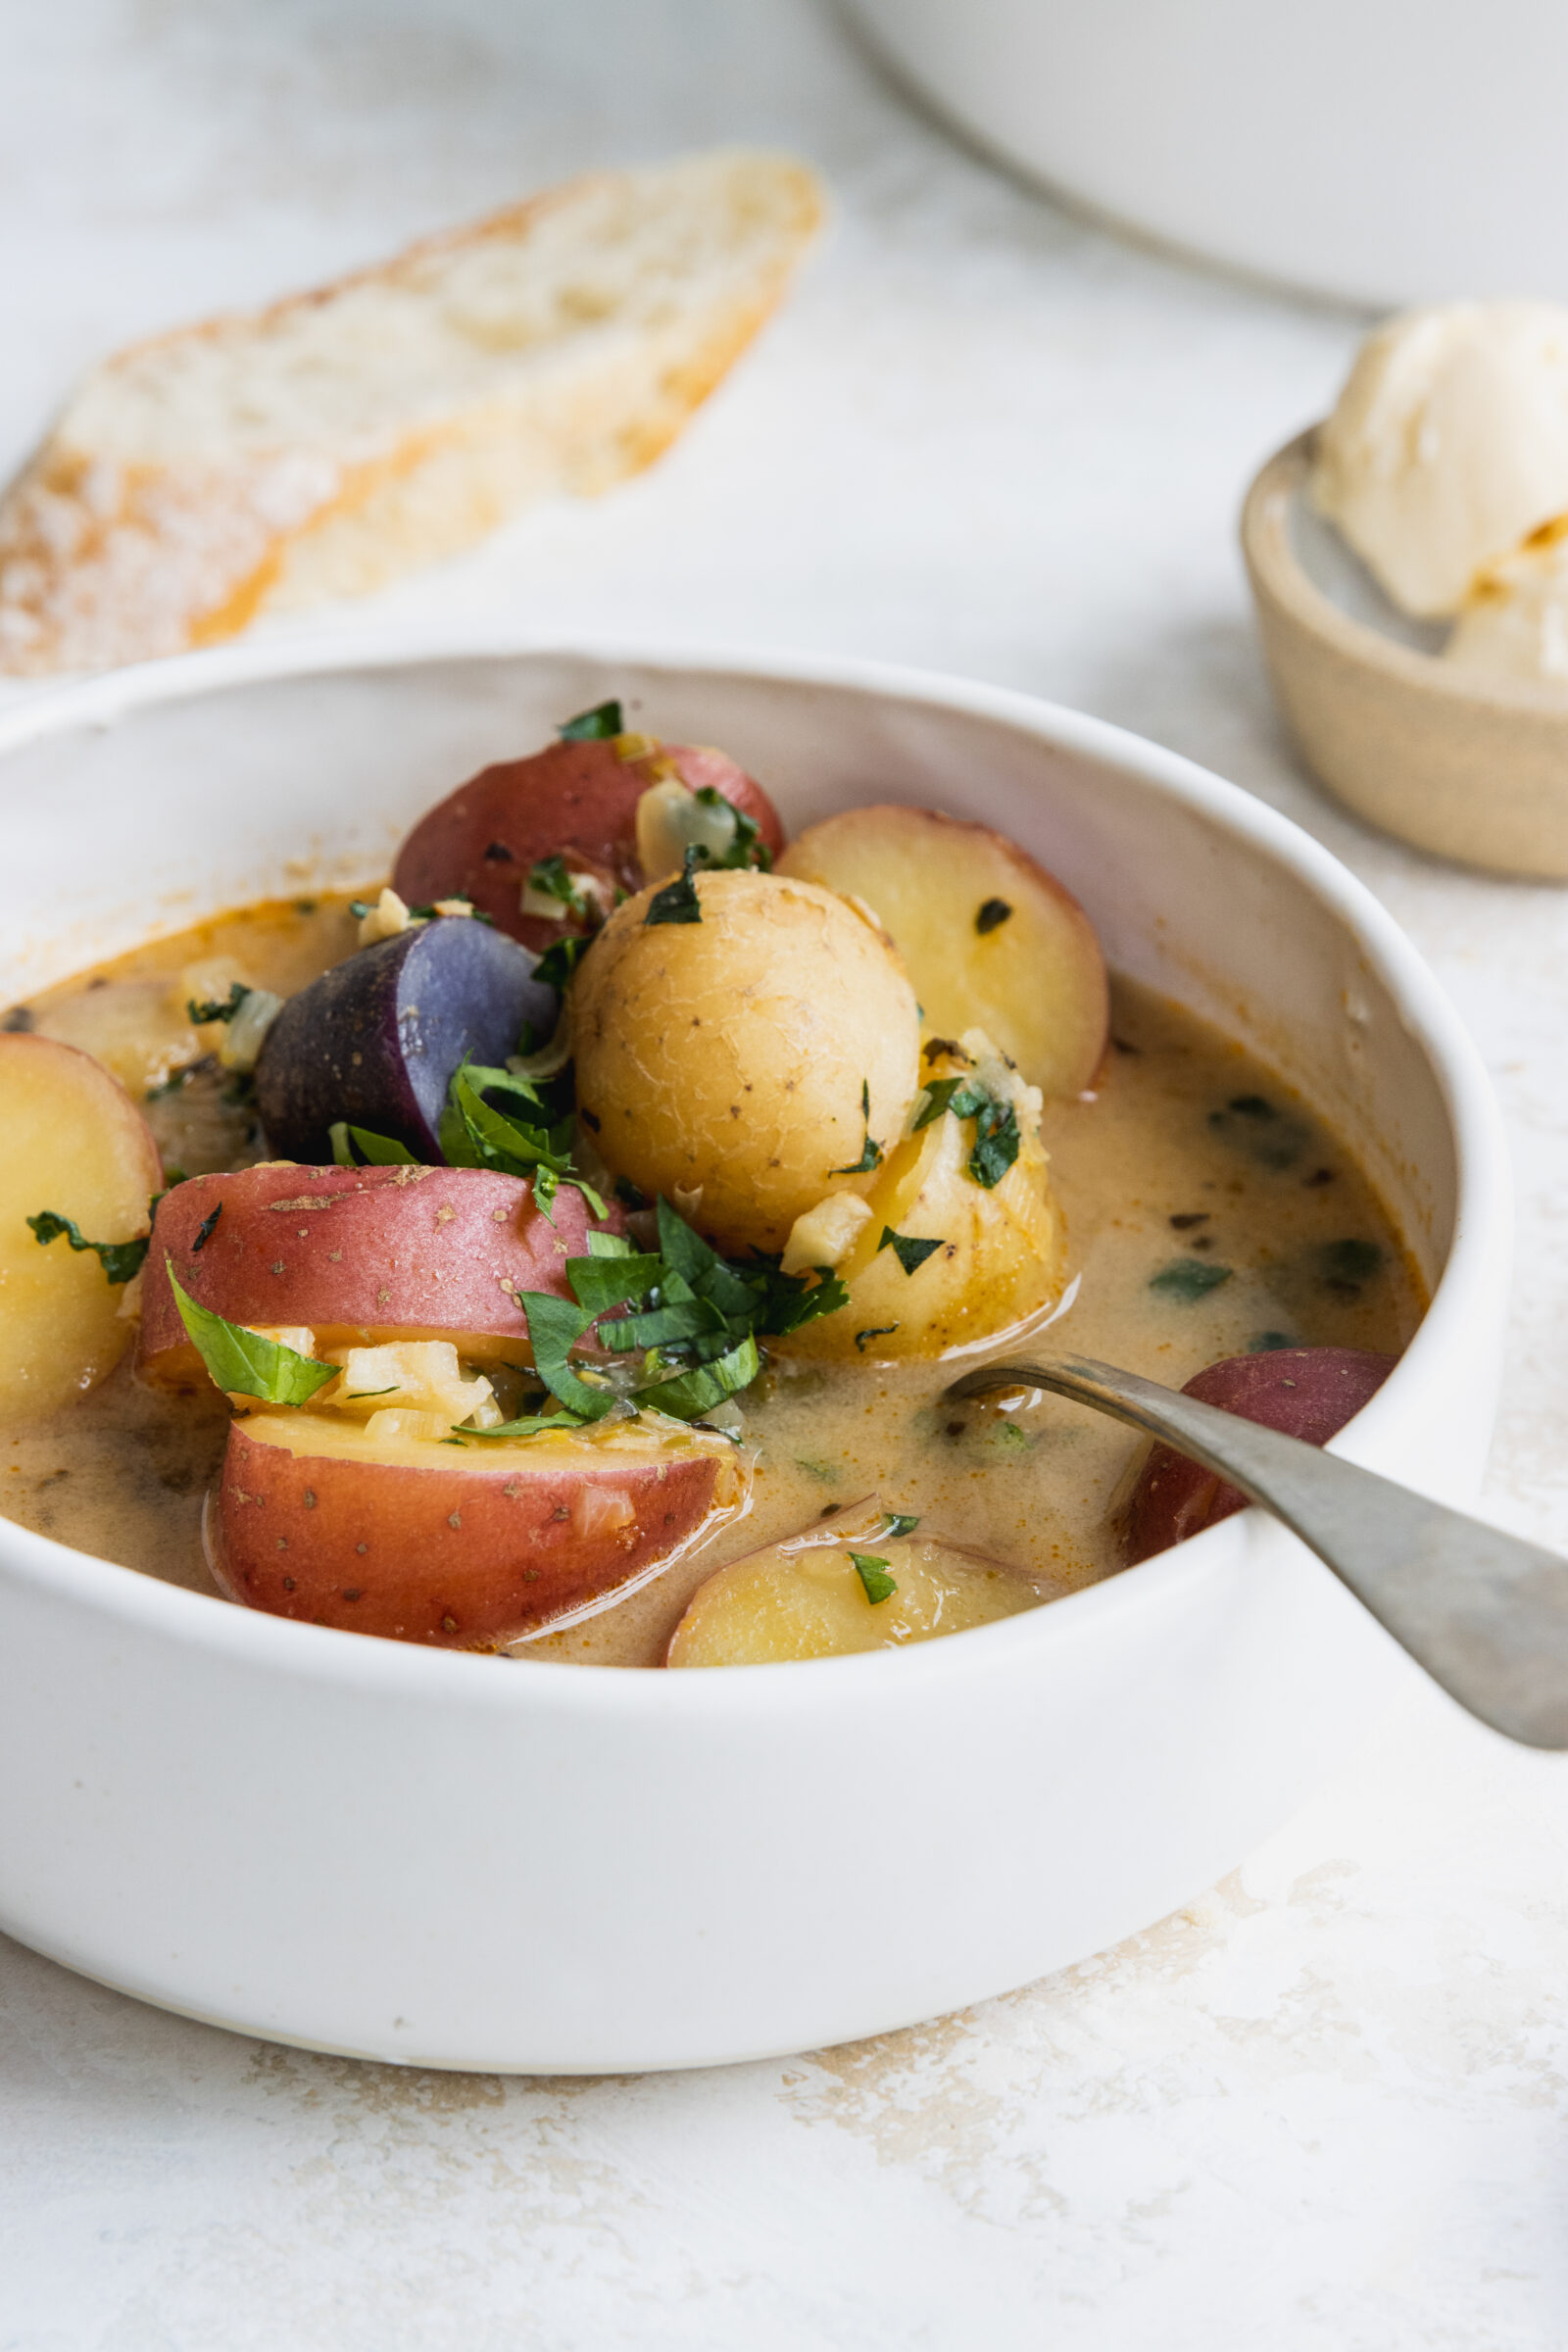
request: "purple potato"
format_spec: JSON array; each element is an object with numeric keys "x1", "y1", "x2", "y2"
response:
[
  {"x1": 255, "y1": 916, "x2": 556, "y2": 1162},
  {"x1": 1121, "y1": 1347, "x2": 1396, "y2": 1565}
]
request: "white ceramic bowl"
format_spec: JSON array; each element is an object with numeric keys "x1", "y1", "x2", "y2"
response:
[
  {"x1": 0, "y1": 636, "x2": 1510, "y2": 2072},
  {"x1": 843, "y1": 0, "x2": 1568, "y2": 309}
]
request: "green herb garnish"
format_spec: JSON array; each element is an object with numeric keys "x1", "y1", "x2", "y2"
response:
[
  {"x1": 690, "y1": 788, "x2": 772, "y2": 872},
  {"x1": 515, "y1": 1193, "x2": 849, "y2": 1423},
  {"x1": 966, "y1": 1098, "x2": 1020, "y2": 1190},
  {"x1": 831, "y1": 1132, "x2": 883, "y2": 1176},
  {"x1": 440, "y1": 1060, "x2": 605, "y2": 1221},
  {"x1": 460, "y1": 1413, "x2": 587, "y2": 1440},
  {"x1": 27, "y1": 1211, "x2": 149, "y2": 1287},
  {"x1": 882, "y1": 1512, "x2": 919, "y2": 1540},
  {"x1": 908, "y1": 1073, "x2": 1020, "y2": 1187},
  {"x1": 533, "y1": 933, "x2": 591, "y2": 997},
  {"x1": 975, "y1": 899, "x2": 1012, "y2": 934},
  {"x1": 645, "y1": 849, "x2": 705, "y2": 926},
  {"x1": 524, "y1": 854, "x2": 590, "y2": 917},
  {"x1": 1149, "y1": 1258, "x2": 1234, "y2": 1301},
  {"x1": 186, "y1": 983, "x2": 252, "y2": 1025},
  {"x1": 191, "y1": 1202, "x2": 222, "y2": 1253},
  {"x1": 634, "y1": 1333, "x2": 760, "y2": 1419},
  {"x1": 559, "y1": 700, "x2": 623, "y2": 741},
  {"x1": 879, "y1": 1227, "x2": 943, "y2": 1277},
  {"x1": 850, "y1": 1551, "x2": 897, "y2": 1604},
  {"x1": 329, "y1": 1121, "x2": 418, "y2": 1167},
  {"x1": 1249, "y1": 1331, "x2": 1296, "y2": 1352},
  {"x1": 1319, "y1": 1238, "x2": 1383, "y2": 1289},
  {"x1": 164, "y1": 1258, "x2": 338, "y2": 1404},
  {"x1": 911, "y1": 1076, "x2": 968, "y2": 1131},
  {"x1": 516, "y1": 1293, "x2": 618, "y2": 1422},
  {"x1": 854, "y1": 1325, "x2": 898, "y2": 1352}
]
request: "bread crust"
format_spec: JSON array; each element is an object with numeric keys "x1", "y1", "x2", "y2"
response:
[{"x1": 0, "y1": 151, "x2": 822, "y2": 674}]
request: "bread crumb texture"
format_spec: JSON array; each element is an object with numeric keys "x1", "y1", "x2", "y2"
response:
[{"x1": 0, "y1": 149, "x2": 822, "y2": 674}]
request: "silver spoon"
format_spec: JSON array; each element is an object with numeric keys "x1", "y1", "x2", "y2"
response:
[{"x1": 946, "y1": 1352, "x2": 1568, "y2": 1751}]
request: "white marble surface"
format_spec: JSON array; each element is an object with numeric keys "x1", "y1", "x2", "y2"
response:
[{"x1": 5, "y1": 4, "x2": 1568, "y2": 2345}]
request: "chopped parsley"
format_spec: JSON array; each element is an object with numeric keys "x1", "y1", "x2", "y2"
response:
[
  {"x1": 909, "y1": 1073, "x2": 1021, "y2": 1188},
  {"x1": 689, "y1": 787, "x2": 772, "y2": 873},
  {"x1": 164, "y1": 1259, "x2": 338, "y2": 1404},
  {"x1": 850, "y1": 1551, "x2": 897, "y2": 1604},
  {"x1": 831, "y1": 1132, "x2": 883, "y2": 1176},
  {"x1": 966, "y1": 1098, "x2": 1020, "y2": 1190},
  {"x1": 508, "y1": 1193, "x2": 849, "y2": 1425},
  {"x1": 559, "y1": 700, "x2": 624, "y2": 741},
  {"x1": 1149, "y1": 1258, "x2": 1234, "y2": 1301},
  {"x1": 329, "y1": 1121, "x2": 417, "y2": 1167},
  {"x1": 879, "y1": 1227, "x2": 943, "y2": 1277},
  {"x1": 191, "y1": 1202, "x2": 222, "y2": 1253},
  {"x1": 27, "y1": 1210, "x2": 149, "y2": 1287},
  {"x1": 533, "y1": 932, "x2": 592, "y2": 995},
  {"x1": 881, "y1": 1512, "x2": 920, "y2": 1540},
  {"x1": 186, "y1": 983, "x2": 252, "y2": 1025},
  {"x1": 645, "y1": 850, "x2": 705, "y2": 926},
  {"x1": 975, "y1": 898, "x2": 1012, "y2": 935},
  {"x1": 831, "y1": 1077, "x2": 884, "y2": 1175},
  {"x1": 439, "y1": 1060, "x2": 605, "y2": 1222},
  {"x1": 524, "y1": 854, "x2": 591, "y2": 917},
  {"x1": 854, "y1": 1325, "x2": 898, "y2": 1352},
  {"x1": 1318, "y1": 1238, "x2": 1383, "y2": 1290}
]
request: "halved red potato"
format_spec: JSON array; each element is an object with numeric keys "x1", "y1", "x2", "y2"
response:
[
  {"x1": 666, "y1": 1496, "x2": 1054, "y2": 1666},
  {"x1": 138, "y1": 1161, "x2": 624, "y2": 1389},
  {"x1": 209, "y1": 1410, "x2": 747, "y2": 1646},
  {"x1": 1122, "y1": 1347, "x2": 1396, "y2": 1564},
  {"x1": 777, "y1": 806, "x2": 1109, "y2": 1098},
  {"x1": 391, "y1": 734, "x2": 786, "y2": 953},
  {"x1": 0, "y1": 1033, "x2": 163, "y2": 1416}
]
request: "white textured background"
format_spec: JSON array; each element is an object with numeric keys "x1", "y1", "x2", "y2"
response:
[{"x1": 4, "y1": 4, "x2": 1568, "y2": 2345}]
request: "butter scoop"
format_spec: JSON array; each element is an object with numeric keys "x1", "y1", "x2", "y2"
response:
[{"x1": 1314, "y1": 302, "x2": 1568, "y2": 617}]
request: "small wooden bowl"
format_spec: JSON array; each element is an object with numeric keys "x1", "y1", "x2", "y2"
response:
[{"x1": 1242, "y1": 430, "x2": 1568, "y2": 878}]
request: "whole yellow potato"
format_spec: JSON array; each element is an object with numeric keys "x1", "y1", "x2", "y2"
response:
[{"x1": 570, "y1": 868, "x2": 921, "y2": 1252}]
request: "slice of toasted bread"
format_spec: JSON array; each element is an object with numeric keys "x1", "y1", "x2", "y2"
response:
[{"x1": 0, "y1": 149, "x2": 822, "y2": 674}]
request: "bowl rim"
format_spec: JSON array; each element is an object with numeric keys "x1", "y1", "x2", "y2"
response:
[
  {"x1": 1242, "y1": 427, "x2": 1568, "y2": 721},
  {"x1": 0, "y1": 625, "x2": 1513, "y2": 1711}
]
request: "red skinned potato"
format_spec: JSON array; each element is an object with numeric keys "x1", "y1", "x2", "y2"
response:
[
  {"x1": 138, "y1": 1162, "x2": 623, "y2": 1388},
  {"x1": 208, "y1": 1411, "x2": 746, "y2": 1646},
  {"x1": 1121, "y1": 1347, "x2": 1396, "y2": 1565},
  {"x1": 391, "y1": 733, "x2": 786, "y2": 952}
]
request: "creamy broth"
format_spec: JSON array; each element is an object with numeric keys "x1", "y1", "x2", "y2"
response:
[{"x1": 2, "y1": 897, "x2": 1425, "y2": 1664}]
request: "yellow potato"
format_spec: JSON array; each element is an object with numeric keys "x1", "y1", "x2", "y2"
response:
[
  {"x1": 0, "y1": 1034, "x2": 164, "y2": 1417},
  {"x1": 778, "y1": 805, "x2": 1109, "y2": 1098},
  {"x1": 778, "y1": 1038, "x2": 1067, "y2": 1358},
  {"x1": 570, "y1": 868, "x2": 921, "y2": 1253},
  {"x1": 666, "y1": 1496, "x2": 1052, "y2": 1666}
]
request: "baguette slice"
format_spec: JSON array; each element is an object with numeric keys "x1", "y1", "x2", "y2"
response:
[{"x1": 0, "y1": 148, "x2": 822, "y2": 675}]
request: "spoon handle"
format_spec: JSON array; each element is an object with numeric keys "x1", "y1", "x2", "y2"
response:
[{"x1": 947, "y1": 1353, "x2": 1568, "y2": 1750}]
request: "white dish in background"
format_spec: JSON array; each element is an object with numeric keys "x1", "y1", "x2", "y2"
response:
[
  {"x1": 0, "y1": 636, "x2": 1510, "y2": 2072},
  {"x1": 843, "y1": 0, "x2": 1568, "y2": 309},
  {"x1": 1243, "y1": 434, "x2": 1568, "y2": 876}
]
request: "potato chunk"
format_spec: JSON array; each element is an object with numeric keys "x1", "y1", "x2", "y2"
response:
[
  {"x1": 0, "y1": 1034, "x2": 163, "y2": 1416},
  {"x1": 778, "y1": 805, "x2": 1108, "y2": 1098},
  {"x1": 570, "y1": 868, "x2": 922, "y2": 1253},
  {"x1": 666, "y1": 1496, "x2": 1052, "y2": 1665},
  {"x1": 778, "y1": 1036, "x2": 1066, "y2": 1358},
  {"x1": 211, "y1": 1408, "x2": 746, "y2": 1646}
]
